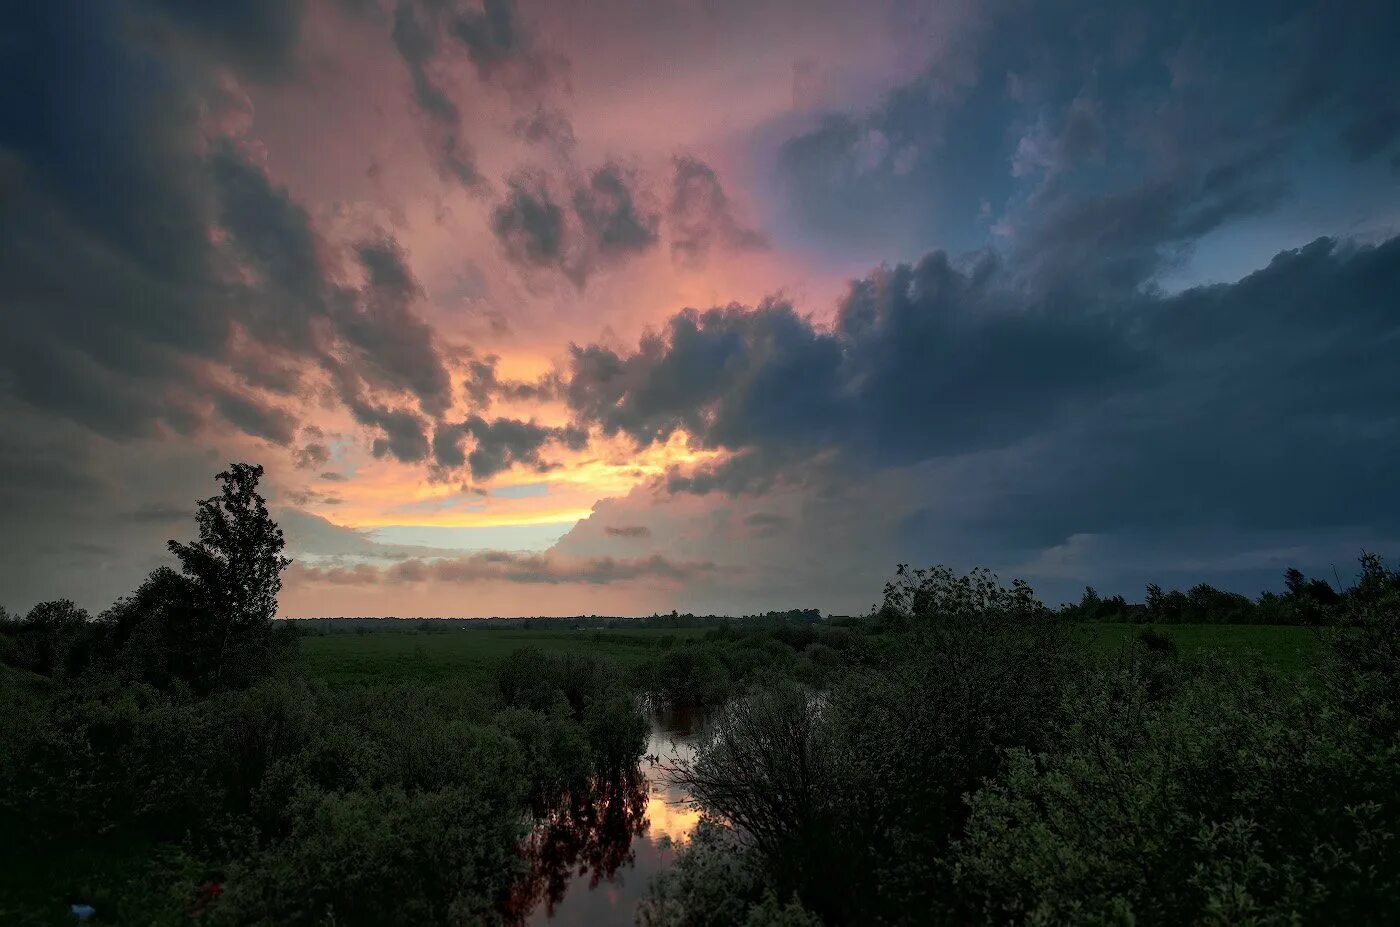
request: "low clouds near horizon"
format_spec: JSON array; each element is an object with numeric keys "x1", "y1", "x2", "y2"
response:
[{"x1": 3, "y1": 0, "x2": 1399, "y2": 616}]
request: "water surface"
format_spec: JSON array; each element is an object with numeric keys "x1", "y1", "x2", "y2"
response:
[{"x1": 519, "y1": 705, "x2": 704, "y2": 925}]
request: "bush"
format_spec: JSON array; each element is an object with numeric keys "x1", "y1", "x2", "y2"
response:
[
  {"x1": 637, "y1": 820, "x2": 772, "y2": 927},
  {"x1": 212, "y1": 785, "x2": 526, "y2": 926},
  {"x1": 667, "y1": 566, "x2": 1080, "y2": 923},
  {"x1": 953, "y1": 653, "x2": 1400, "y2": 924}
]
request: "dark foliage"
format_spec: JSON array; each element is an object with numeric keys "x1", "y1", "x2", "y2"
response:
[{"x1": 653, "y1": 556, "x2": 1400, "y2": 926}]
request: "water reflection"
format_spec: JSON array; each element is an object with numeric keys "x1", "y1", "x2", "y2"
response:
[
  {"x1": 507, "y1": 773, "x2": 650, "y2": 920},
  {"x1": 514, "y1": 705, "x2": 704, "y2": 925}
]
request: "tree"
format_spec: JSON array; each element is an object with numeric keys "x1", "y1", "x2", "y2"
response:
[
  {"x1": 166, "y1": 463, "x2": 292, "y2": 690},
  {"x1": 5, "y1": 599, "x2": 92, "y2": 677}
]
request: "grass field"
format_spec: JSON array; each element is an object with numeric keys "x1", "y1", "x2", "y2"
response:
[
  {"x1": 1075, "y1": 622, "x2": 1325, "y2": 676},
  {"x1": 297, "y1": 628, "x2": 708, "y2": 687},
  {"x1": 296, "y1": 622, "x2": 1327, "y2": 687}
]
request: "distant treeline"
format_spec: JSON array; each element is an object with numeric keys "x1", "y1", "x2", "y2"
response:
[
  {"x1": 1058, "y1": 562, "x2": 1368, "y2": 625},
  {"x1": 289, "y1": 608, "x2": 827, "y2": 634}
]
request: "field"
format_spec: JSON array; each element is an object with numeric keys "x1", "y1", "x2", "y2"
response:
[
  {"x1": 297, "y1": 627, "x2": 709, "y2": 687},
  {"x1": 296, "y1": 622, "x2": 1326, "y2": 686},
  {"x1": 1074, "y1": 622, "x2": 1325, "y2": 676}
]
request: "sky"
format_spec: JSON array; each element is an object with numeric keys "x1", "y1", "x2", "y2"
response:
[{"x1": 2, "y1": 0, "x2": 1399, "y2": 617}]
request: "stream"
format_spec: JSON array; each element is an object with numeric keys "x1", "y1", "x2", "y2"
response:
[{"x1": 515, "y1": 703, "x2": 705, "y2": 925}]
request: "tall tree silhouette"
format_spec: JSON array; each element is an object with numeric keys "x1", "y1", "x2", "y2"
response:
[{"x1": 168, "y1": 463, "x2": 291, "y2": 688}]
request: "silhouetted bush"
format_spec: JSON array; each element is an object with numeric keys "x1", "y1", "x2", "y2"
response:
[
  {"x1": 211, "y1": 785, "x2": 526, "y2": 926},
  {"x1": 3, "y1": 599, "x2": 94, "y2": 678},
  {"x1": 669, "y1": 566, "x2": 1079, "y2": 923}
]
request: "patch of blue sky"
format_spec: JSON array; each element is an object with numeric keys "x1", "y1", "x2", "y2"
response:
[
  {"x1": 389, "y1": 495, "x2": 489, "y2": 516},
  {"x1": 490, "y1": 482, "x2": 549, "y2": 499}
]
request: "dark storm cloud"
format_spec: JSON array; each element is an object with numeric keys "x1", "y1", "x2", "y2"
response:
[
  {"x1": 0, "y1": 0, "x2": 464, "y2": 464},
  {"x1": 147, "y1": 0, "x2": 309, "y2": 80},
  {"x1": 668, "y1": 157, "x2": 766, "y2": 267},
  {"x1": 445, "y1": 0, "x2": 530, "y2": 79},
  {"x1": 383, "y1": 0, "x2": 559, "y2": 187},
  {"x1": 1013, "y1": 164, "x2": 1291, "y2": 300},
  {"x1": 389, "y1": 0, "x2": 479, "y2": 184},
  {"x1": 987, "y1": 236, "x2": 1400, "y2": 545},
  {"x1": 209, "y1": 385, "x2": 300, "y2": 445},
  {"x1": 432, "y1": 416, "x2": 586, "y2": 479},
  {"x1": 1341, "y1": 106, "x2": 1400, "y2": 163},
  {"x1": 573, "y1": 164, "x2": 659, "y2": 256},
  {"x1": 491, "y1": 164, "x2": 659, "y2": 285},
  {"x1": 391, "y1": 0, "x2": 460, "y2": 122},
  {"x1": 491, "y1": 171, "x2": 567, "y2": 266},
  {"x1": 339, "y1": 241, "x2": 455, "y2": 416},
  {"x1": 1010, "y1": 93, "x2": 1105, "y2": 180},
  {"x1": 567, "y1": 250, "x2": 1142, "y2": 466},
  {"x1": 570, "y1": 234, "x2": 1400, "y2": 556},
  {"x1": 771, "y1": 1, "x2": 1400, "y2": 267},
  {"x1": 352, "y1": 402, "x2": 432, "y2": 464}
]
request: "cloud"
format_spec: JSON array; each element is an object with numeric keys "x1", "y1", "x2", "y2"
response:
[
  {"x1": 604, "y1": 525, "x2": 651, "y2": 538},
  {"x1": 513, "y1": 105, "x2": 576, "y2": 153},
  {"x1": 292, "y1": 550, "x2": 718, "y2": 586},
  {"x1": 573, "y1": 163, "x2": 659, "y2": 256},
  {"x1": 295, "y1": 443, "x2": 331, "y2": 470},
  {"x1": 768, "y1": 0, "x2": 1400, "y2": 270},
  {"x1": 338, "y1": 240, "x2": 455, "y2": 417},
  {"x1": 0, "y1": 4, "x2": 462, "y2": 456},
  {"x1": 126, "y1": 503, "x2": 190, "y2": 524},
  {"x1": 564, "y1": 231, "x2": 1400, "y2": 579},
  {"x1": 1341, "y1": 106, "x2": 1400, "y2": 162},
  {"x1": 285, "y1": 488, "x2": 344, "y2": 507},
  {"x1": 1010, "y1": 160, "x2": 1291, "y2": 299},
  {"x1": 491, "y1": 171, "x2": 568, "y2": 266},
  {"x1": 147, "y1": 0, "x2": 309, "y2": 81},
  {"x1": 210, "y1": 384, "x2": 300, "y2": 445},
  {"x1": 382, "y1": 0, "x2": 560, "y2": 186},
  {"x1": 1010, "y1": 93, "x2": 1105, "y2": 180},
  {"x1": 459, "y1": 352, "x2": 561, "y2": 409},
  {"x1": 566, "y1": 250, "x2": 1143, "y2": 470},
  {"x1": 432, "y1": 415, "x2": 586, "y2": 479},
  {"x1": 668, "y1": 157, "x2": 766, "y2": 267},
  {"x1": 491, "y1": 163, "x2": 658, "y2": 285}
]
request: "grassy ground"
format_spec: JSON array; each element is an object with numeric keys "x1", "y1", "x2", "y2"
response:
[
  {"x1": 297, "y1": 627, "x2": 708, "y2": 687},
  {"x1": 1075, "y1": 622, "x2": 1325, "y2": 676},
  {"x1": 297, "y1": 622, "x2": 1326, "y2": 687}
]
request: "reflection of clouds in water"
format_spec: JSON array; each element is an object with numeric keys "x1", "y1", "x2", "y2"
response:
[
  {"x1": 523, "y1": 713, "x2": 705, "y2": 924},
  {"x1": 645, "y1": 792, "x2": 700, "y2": 843}
]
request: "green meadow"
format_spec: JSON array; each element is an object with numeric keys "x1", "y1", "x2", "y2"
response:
[
  {"x1": 297, "y1": 622, "x2": 1325, "y2": 687},
  {"x1": 1073, "y1": 622, "x2": 1325, "y2": 676},
  {"x1": 296, "y1": 627, "x2": 710, "y2": 687}
]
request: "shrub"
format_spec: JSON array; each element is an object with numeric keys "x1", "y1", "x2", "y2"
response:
[
  {"x1": 212, "y1": 785, "x2": 526, "y2": 926},
  {"x1": 953, "y1": 654, "x2": 1400, "y2": 924},
  {"x1": 637, "y1": 820, "x2": 772, "y2": 927}
]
